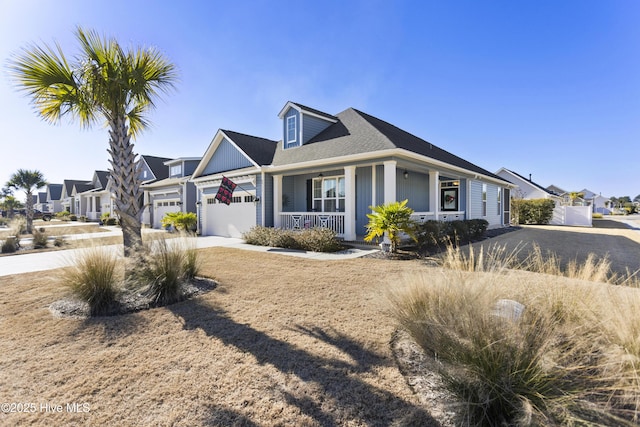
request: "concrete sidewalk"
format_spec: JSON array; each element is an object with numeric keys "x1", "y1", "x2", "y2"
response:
[{"x1": 0, "y1": 234, "x2": 379, "y2": 277}]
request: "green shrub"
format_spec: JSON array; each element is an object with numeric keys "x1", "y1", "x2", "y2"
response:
[
  {"x1": 105, "y1": 217, "x2": 118, "y2": 226},
  {"x1": 63, "y1": 246, "x2": 121, "y2": 316},
  {"x1": 100, "y1": 212, "x2": 111, "y2": 223},
  {"x1": 295, "y1": 228, "x2": 343, "y2": 252},
  {"x1": 161, "y1": 211, "x2": 197, "y2": 232},
  {"x1": 32, "y1": 228, "x2": 48, "y2": 249},
  {"x1": 415, "y1": 219, "x2": 489, "y2": 249},
  {"x1": 56, "y1": 211, "x2": 71, "y2": 221},
  {"x1": 79, "y1": 215, "x2": 88, "y2": 222},
  {"x1": 53, "y1": 236, "x2": 66, "y2": 247},
  {"x1": 1, "y1": 237, "x2": 19, "y2": 253},
  {"x1": 511, "y1": 199, "x2": 555, "y2": 224},
  {"x1": 243, "y1": 226, "x2": 343, "y2": 252},
  {"x1": 69, "y1": 214, "x2": 78, "y2": 221}
]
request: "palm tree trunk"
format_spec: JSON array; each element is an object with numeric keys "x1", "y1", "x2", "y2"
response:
[
  {"x1": 108, "y1": 116, "x2": 143, "y2": 259},
  {"x1": 25, "y1": 191, "x2": 34, "y2": 234}
]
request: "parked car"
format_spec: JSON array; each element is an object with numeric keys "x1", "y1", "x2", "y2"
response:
[{"x1": 14, "y1": 209, "x2": 52, "y2": 221}]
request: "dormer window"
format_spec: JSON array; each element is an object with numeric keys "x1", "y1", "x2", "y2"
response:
[
  {"x1": 170, "y1": 164, "x2": 182, "y2": 176},
  {"x1": 286, "y1": 115, "x2": 297, "y2": 146}
]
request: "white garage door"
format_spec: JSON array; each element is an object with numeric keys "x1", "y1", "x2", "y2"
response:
[
  {"x1": 203, "y1": 194, "x2": 256, "y2": 238},
  {"x1": 154, "y1": 200, "x2": 181, "y2": 229}
]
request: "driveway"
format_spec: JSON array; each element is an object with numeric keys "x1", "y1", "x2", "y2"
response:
[{"x1": 470, "y1": 215, "x2": 640, "y2": 277}]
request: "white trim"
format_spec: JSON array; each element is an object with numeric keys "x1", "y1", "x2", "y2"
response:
[
  {"x1": 194, "y1": 174, "x2": 257, "y2": 190},
  {"x1": 277, "y1": 101, "x2": 338, "y2": 123},
  {"x1": 383, "y1": 160, "x2": 396, "y2": 204},
  {"x1": 267, "y1": 148, "x2": 511, "y2": 187},
  {"x1": 286, "y1": 115, "x2": 297, "y2": 145},
  {"x1": 191, "y1": 129, "x2": 261, "y2": 178}
]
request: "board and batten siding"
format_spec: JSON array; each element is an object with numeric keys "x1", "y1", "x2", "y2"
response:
[
  {"x1": 468, "y1": 180, "x2": 502, "y2": 227},
  {"x1": 283, "y1": 108, "x2": 300, "y2": 148},
  {"x1": 396, "y1": 170, "x2": 429, "y2": 212},
  {"x1": 355, "y1": 167, "x2": 373, "y2": 236},
  {"x1": 202, "y1": 138, "x2": 253, "y2": 176}
]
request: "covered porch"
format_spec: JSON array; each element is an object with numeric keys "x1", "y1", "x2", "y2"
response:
[{"x1": 272, "y1": 160, "x2": 467, "y2": 240}]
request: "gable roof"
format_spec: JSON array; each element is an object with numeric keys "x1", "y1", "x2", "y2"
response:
[
  {"x1": 139, "y1": 155, "x2": 172, "y2": 182},
  {"x1": 221, "y1": 130, "x2": 278, "y2": 166},
  {"x1": 62, "y1": 180, "x2": 90, "y2": 197},
  {"x1": 47, "y1": 184, "x2": 63, "y2": 200},
  {"x1": 272, "y1": 107, "x2": 506, "y2": 182},
  {"x1": 95, "y1": 170, "x2": 110, "y2": 189},
  {"x1": 278, "y1": 101, "x2": 339, "y2": 122},
  {"x1": 37, "y1": 192, "x2": 47, "y2": 203},
  {"x1": 503, "y1": 169, "x2": 555, "y2": 195}
]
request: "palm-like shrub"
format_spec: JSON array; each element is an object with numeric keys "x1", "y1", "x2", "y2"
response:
[
  {"x1": 364, "y1": 199, "x2": 416, "y2": 252},
  {"x1": 32, "y1": 228, "x2": 48, "y2": 249},
  {"x1": 63, "y1": 246, "x2": 121, "y2": 316},
  {"x1": 161, "y1": 212, "x2": 197, "y2": 232}
]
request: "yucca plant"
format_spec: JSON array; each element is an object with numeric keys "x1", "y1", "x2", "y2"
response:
[
  {"x1": 364, "y1": 199, "x2": 416, "y2": 253},
  {"x1": 63, "y1": 246, "x2": 122, "y2": 316}
]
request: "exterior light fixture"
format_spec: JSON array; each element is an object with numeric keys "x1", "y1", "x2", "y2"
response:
[{"x1": 403, "y1": 170, "x2": 409, "y2": 180}]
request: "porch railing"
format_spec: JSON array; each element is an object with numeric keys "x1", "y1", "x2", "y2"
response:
[
  {"x1": 411, "y1": 211, "x2": 466, "y2": 223},
  {"x1": 279, "y1": 212, "x2": 345, "y2": 236}
]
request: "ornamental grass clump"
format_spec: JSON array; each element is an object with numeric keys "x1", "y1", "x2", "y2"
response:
[
  {"x1": 136, "y1": 236, "x2": 200, "y2": 305},
  {"x1": 63, "y1": 246, "x2": 122, "y2": 316},
  {"x1": 32, "y1": 227, "x2": 48, "y2": 249},
  {"x1": 389, "y1": 255, "x2": 640, "y2": 425}
]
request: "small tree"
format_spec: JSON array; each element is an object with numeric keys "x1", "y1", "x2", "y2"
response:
[
  {"x1": 0, "y1": 195, "x2": 23, "y2": 218},
  {"x1": 364, "y1": 199, "x2": 416, "y2": 253},
  {"x1": 6, "y1": 169, "x2": 46, "y2": 234}
]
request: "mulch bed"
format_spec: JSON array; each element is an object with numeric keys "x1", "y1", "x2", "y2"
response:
[
  {"x1": 49, "y1": 277, "x2": 217, "y2": 319},
  {"x1": 362, "y1": 226, "x2": 521, "y2": 260}
]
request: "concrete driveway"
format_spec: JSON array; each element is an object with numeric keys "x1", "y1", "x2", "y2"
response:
[{"x1": 470, "y1": 215, "x2": 640, "y2": 276}]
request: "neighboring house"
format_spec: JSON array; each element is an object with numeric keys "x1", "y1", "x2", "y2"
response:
[
  {"x1": 60, "y1": 179, "x2": 91, "y2": 214},
  {"x1": 579, "y1": 188, "x2": 610, "y2": 214},
  {"x1": 44, "y1": 183, "x2": 63, "y2": 213},
  {"x1": 77, "y1": 170, "x2": 114, "y2": 220},
  {"x1": 191, "y1": 101, "x2": 514, "y2": 239},
  {"x1": 138, "y1": 155, "x2": 172, "y2": 225},
  {"x1": 546, "y1": 184, "x2": 566, "y2": 197},
  {"x1": 35, "y1": 192, "x2": 48, "y2": 212},
  {"x1": 495, "y1": 168, "x2": 563, "y2": 203},
  {"x1": 141, "y1": 157, "x2": 201, "y2": 228}
]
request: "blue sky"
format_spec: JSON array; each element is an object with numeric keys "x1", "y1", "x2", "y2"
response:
[{"x1": 1, "y1": 0, "x2": 639, "y2": 200}]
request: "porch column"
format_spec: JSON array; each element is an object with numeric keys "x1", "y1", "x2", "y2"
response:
[
  {"x1": 429, "y1": 170, "x2": 439, "y2": 220},
  {"x1": 371, "y1": 164, "x2": 377, "y2": 208},
  {"x1": 344, "y1": 166, "x2": 356, "y2": 241},
  {"x1": 273, "y1": 174, "x2": 282, "y2": 228},
  {"x1": 383, "y1": 160, "x2": 397, "y2": 204}
]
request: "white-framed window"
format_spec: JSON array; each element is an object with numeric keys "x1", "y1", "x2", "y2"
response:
[
  {"x1": 312, "y1": 176, "x2": 345, "y2": 212},
  {"x1": 482, "y1": 183, "x2": 487, "y2": 217},
  {"x1": 497, "y1": 187, "x2": 501, "y2": 214},
  {"x1": 286, "y1": 115, "x2": 297, "y2": 145},
  {"x1": 170, "y1": 165, "x2": 182, "y2": 176}
]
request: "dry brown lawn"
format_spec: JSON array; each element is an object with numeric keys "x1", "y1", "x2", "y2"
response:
[{"x1": 0, "y1": 248, "x2": 441, "y2": 426}]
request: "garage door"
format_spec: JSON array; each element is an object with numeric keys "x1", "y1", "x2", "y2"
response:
[
  {"x1": 154, "y1": 200, "x2": 181, "y2": 229},
  {"x1": 203, "y1": 194, "x2": 256, "y2": 237}
]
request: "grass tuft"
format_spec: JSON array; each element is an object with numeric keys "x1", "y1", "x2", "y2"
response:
[
  {"x1": 63, "y1": 246, "x2": 122, "y2": 316},
  {"x1": 390, "y1": 248, "x2": 640, "y2": 425}
]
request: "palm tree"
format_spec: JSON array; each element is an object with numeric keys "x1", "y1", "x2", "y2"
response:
[
  {"x1": 0, "y1": 195, "x2": 24, "y2": 219},
  {"x1": 9, "y1": 27, "x2": 177, "y2": 259},
  {"x1": 6, "y1": 169, "x2": 46, "y2": 233},
  {"x1": 364, "y1": 199, "x2": 416, "y2": 253}
]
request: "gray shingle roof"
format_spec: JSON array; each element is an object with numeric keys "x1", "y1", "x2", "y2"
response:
[
  {"x1": 222, "y1": 130, "x2": 278, "y2": 166},
  {"x1": 95, "y1": 170, "x2": 110, "y2": 189},
  {"x1": 47, "y1": 184, "x2": 63, "y2": 200},
  {"x1": 62, "y1": 180, "x2": 90, "y2": 197},
  {"x1": 272, "y1": 107, "x2": 507, "y2": 182},
  {"x1": 140, "y1": 155, "x2": 172, "y2": 181},
  {"x1": 290, "y1": 102, "x2": 339, "y2": 121}
]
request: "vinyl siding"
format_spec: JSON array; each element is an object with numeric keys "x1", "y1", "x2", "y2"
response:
[
  {"x1": 355, "y1": 167, "x2": 372, "y2": 236},
  {"x1": 263, "y1": 174, "x2": 273, "y2": 227},
  {"x1": 396, "y1": 170, "x2": 429, "y2": 212},
  {"x1": 302, "y1": 115, "x2": 333, "y2": 144},
  {"x1": 202, "y1": 138, "x2": 253, "y2": 175},
  {"x1": 283, "y1": 108, "x2": 300, "y2": 149},
  {"x1": 184, "y1": 160, "x2": 200, "y2": 176},
  {"x1": 469, "y1": 180, "x2": 483, "y2": 219}
]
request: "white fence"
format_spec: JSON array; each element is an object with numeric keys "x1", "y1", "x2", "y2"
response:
[
  {"x1": 279, "y1": 213, "x2": 345, "y2": 236},
  {"x1": 550, "y1": 206, "x2": 592, "y2": 227}
]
